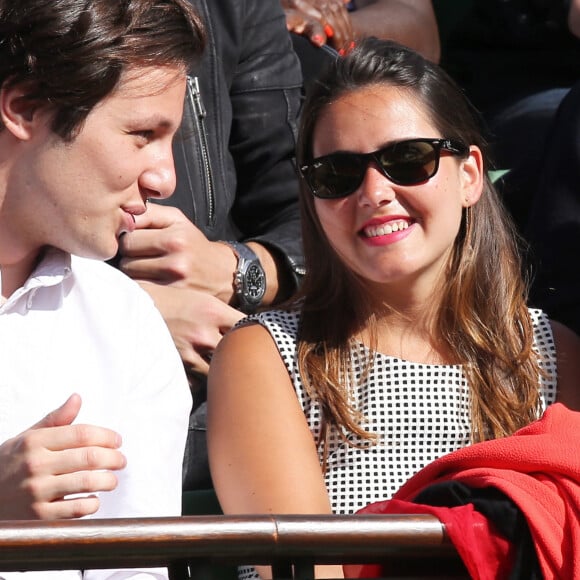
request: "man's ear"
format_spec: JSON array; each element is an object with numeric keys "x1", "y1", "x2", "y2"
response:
[
  {"x1": 0, "y1": 81, "x2": 46, "y2": 141},
  {"x1": 460, "y1": 145, "x2": 484, "y2": 207}
]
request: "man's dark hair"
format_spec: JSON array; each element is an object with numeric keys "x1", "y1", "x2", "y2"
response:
[{"x1": 0, "y1": 0, "x2": 206, "y2": 140}]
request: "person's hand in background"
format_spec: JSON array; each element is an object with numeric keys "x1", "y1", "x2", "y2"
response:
[
  {"x1": 284, "y1": 0, "x2": 440, "y2": 62},
  {"x1": 282, "y1": 0, "x2": 354, "y2": 51}
]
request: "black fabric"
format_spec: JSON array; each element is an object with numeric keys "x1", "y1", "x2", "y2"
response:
[
  {"x1": 438, "y1": 0, "x2": 579, "y2": 117},
  {"x1": 169, "y1": 0, "x2": 305, "y2": 286},
  {"x1": 166, "y1": 0, "x2": 305, "y2": 490},
  {"x1": 414, "y1": 481, "x2": 542, "y2": 579},
  {"x1": 525, "y1": 81, "x2": 580, "y2": 335},
  {"x1": 437, "y1": 0, "x2": 580, "y2": 314},
  {"x1": 291, "y1": 33, "x2": 338, "y2": 94},
  {"x1": 182, "y1": 400, "x2": 212, "y2": 490}
]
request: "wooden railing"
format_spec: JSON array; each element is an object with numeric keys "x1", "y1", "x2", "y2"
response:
[{"x1": 0, "y1": 514, "x2": 467, "y2": 579}]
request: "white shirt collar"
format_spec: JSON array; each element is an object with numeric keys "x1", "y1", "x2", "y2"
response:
[{"x1": 0, "y1": 247, "x2": 72, "y2": 312}]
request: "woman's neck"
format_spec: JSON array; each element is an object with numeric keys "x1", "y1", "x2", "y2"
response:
[{"x1": 356, "y1": 285, "x2": 456, "y2": 365}]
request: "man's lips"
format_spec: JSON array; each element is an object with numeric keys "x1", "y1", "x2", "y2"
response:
[{"x1": 119, "y1": 211, "x2": 136, "y2": 235}]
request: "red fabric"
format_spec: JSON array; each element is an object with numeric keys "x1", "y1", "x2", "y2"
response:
[
  {"x1": 351, "y1": 403, "x2": 580, "y2": 579},
  {"x1": 347, "y1": 500, "x2": 513, "y2": 580}
]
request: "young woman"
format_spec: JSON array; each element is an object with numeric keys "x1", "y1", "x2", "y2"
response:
[{"x1": 207, "y1": 38, "x2": 580, "y2": 577}]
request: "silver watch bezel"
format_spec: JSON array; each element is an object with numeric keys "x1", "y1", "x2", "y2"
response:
[{"x1": 223, "y1": 241, "x2": 266, "y2": 313}]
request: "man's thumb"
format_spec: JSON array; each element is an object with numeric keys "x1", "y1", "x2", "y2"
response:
[{"x1": 31, "y1": 393, "x2": 82, "y2": 429}]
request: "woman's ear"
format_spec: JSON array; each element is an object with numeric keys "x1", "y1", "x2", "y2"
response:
[
  {"x1": 0, "y1": 81, "x2": 45, "y2": 141},
  {"x1": 459, "y1": 145, "x2": 484, "y2": 207}
]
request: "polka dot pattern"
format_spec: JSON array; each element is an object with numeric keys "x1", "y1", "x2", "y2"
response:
[
  {"x1": 237, "y1": 307, "x2": 556, "y2": 580},
  {"x1": 246, "y1": 307, "x2": 557, "y2": 512}
]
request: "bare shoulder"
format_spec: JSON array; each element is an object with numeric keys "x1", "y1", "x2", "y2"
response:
[
  {"x1": 551, "y1": 320, "x2": 580, "y2": 410},
  {"x1": 207, "y1": 320, "x2": 330, "y2": 516},
  {"x1": 207, "y1": 319, "x2": 303, "y2": 449},
  {"x1": 210, "y1": 321, "x2": 288, "y2": 385}
]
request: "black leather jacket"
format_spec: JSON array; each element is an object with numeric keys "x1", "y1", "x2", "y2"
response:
[{"x1": 164, "y1": 0, "x2": 305, "y2": 286}]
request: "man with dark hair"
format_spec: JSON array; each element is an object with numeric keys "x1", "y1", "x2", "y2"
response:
[{"x1": 0, "y1": 0, "x2": 205, "y2": 578}]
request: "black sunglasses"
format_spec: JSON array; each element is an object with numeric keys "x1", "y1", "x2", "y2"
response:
[{"x1": 300, "y1": 138, "x2": 469, "y2": 199}]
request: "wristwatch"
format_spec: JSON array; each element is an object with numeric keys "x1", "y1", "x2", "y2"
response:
[{"x1": 221, "y1": 241, "x2": 266, "y2": 313}]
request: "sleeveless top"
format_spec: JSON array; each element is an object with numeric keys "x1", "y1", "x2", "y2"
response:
[{"x1": 245, "y1": 306, "x2": 558, "y2": 514}]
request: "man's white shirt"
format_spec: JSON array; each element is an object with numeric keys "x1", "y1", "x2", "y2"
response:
[{"x1": 0, "y1": 248, "x2": 191, "y2": 579}]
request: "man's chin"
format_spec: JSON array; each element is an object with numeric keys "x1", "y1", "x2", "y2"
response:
[{"x1": 71, "y1": 242, "x2": 118, "y2": 262}]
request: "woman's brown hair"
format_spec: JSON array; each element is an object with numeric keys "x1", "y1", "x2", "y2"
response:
[{"x1": 293, "y1": 38, "x2": 542, "y2": 462}]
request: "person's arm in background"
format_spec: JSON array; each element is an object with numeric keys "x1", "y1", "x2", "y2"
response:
[
  {"x1": 349, "y1": 0, "x2": 440, "y2": 62},
  {"x1": 226, "y1": 0, "x2": 304, "y2": 294},
  {"x1": 283, "y1": 0, "x2": 440, "y2": 62},
  {"x1": 119, "y1": 0, "x2": 304, "y2": 376},
  {"x1": 568, "y1": 0, "x2": 580, "y2": 37},
  {"x1": 552, "y1": 320, "x2": 580, "y2": 411}
]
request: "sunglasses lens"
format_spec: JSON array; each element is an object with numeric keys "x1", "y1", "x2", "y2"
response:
[
  {"x1": 305, "y1": 139, "x2": 451, "y2": 197},
  {"x1": 379, "y1": 141, "x2": 438, "y2": 185},
  {"x1": 308, "y1": 153, "x2": 364, "y2": 198}
]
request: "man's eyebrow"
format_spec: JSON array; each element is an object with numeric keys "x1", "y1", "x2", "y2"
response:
[{"x1": 129, "y1": 114, "x2": 177, "y2": 130}]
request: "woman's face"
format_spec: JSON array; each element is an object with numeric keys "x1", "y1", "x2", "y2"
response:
[{"x1": 311, "y1": 84, "x2": 483, "y2": 295}]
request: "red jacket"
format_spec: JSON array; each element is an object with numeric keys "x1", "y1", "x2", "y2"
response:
[{"x1": 354, "y1": 403, "x2": 580, "y2": 579}]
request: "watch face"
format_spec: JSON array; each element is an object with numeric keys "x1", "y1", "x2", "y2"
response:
[{"x1": 245, "y1": 263, "x2": 266, "y2": 302}]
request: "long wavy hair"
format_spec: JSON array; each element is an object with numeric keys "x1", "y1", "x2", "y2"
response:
[{"x1": 293, "y1": 38, "x2": 542, "y2": 461}]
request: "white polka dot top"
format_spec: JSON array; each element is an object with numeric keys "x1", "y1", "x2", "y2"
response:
[{"x1": 246, "y1": 306, "x2": 558, "y2": 514}]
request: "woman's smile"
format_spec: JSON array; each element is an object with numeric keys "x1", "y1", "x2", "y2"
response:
[{"x1": 312, "y1": 84, "x2": 472, "y2": 288}]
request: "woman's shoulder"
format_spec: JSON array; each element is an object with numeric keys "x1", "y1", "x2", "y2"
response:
[
  {"x1": 240, "y1": 303, "x2": 302, "y2": 338},
  {"x1": 528, "y1": 306, "x2": 550, "y2": 326},
  {"x1": 527, "y1": 308, "x2": 580, "y2": 411},
  {"x1": 209, "y1": 308, "x2": 302, "y2": 406},
  {"x1": 226, "y1": 304, "x2": 303, "y2": 378},
  {"x1": 528, "y1": 307, "x2": 556, "y2": 345}
]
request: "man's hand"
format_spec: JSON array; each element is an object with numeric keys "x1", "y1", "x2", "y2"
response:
[
  {"x1": 0, "y1": 394, "x2": 126, "y2": 521},
  {"x1": 141, "y1": 283, "x2": 244, "y2": 375},
  {"x1": 119, "y1": 204, "x2": 237, "y2": 304}
]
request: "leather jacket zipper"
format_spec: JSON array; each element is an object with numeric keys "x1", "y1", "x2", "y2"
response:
[{"x1": 186, "y1": 75, "x2": 215, "y2": 226}]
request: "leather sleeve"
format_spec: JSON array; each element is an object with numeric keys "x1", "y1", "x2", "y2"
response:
[
  {"x1": 227, "y1": 0, "x2": 305, "y2": 285},
  {"x1": 171, "y1": 0, "x2": 305, "y2": 290}
]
